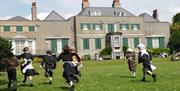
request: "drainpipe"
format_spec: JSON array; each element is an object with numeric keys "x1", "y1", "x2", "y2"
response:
[{"x1": 73, "y1": 16, "x2": 77, "y2": 52}]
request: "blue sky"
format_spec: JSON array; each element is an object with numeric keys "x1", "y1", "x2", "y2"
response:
[{"x1": 0, "y1": 0, "x2": 180, "y2": 22}]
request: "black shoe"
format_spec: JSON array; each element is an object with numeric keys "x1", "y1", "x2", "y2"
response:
[
  {"x1": 79, "y1": 73, "x2": 81, "y2": 77},
  {"x1": 23, "y1": 79, "x2": 26, "y2": 83},
  {"x1": 141, "y1": 77, "x2": 146, "y2": 82},
  {"x1": 30, "y1": 83, "x2": 33, "y2": 87},
  {"x1": 12, "y1": 88, "x2": 17, "y2": 91},
  {"x1": 152, "y1": 74, "x2": 157, "y2": 82},
  {"x1": 7, "y1": 83, "x2": 11, "y2": 88},
  {"x1": 69, "y1": 85, "x2": 74, "y2": 91},
  {"x1": 49, "y1": 81, "x2": 52, "y2": 85},
  {"x1": 76, "y1": 77, "x2": 79, "y2": 83}
]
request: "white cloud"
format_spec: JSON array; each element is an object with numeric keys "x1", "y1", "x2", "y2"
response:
[
  {"x1": 0, "y1": 15, "x2": 12, "y2": 20},
  {"x1": 26, "y1": 12, "x2": 49, "y2": 20}
]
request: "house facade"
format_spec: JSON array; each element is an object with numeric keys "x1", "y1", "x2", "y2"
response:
[{"x1": 0, "y1": 0, "x2": 170, "y2": 59}]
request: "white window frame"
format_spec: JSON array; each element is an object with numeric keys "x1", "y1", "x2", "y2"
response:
[
  {"x1": 121, "y1": 24, "x2": 128, "y2": 30},
  {"x1": 132, "y1": 24, "x2": 140, "y2": 30},
  {"x1": 152, "y1": 38, "x2": 159, "y2": 48},
  {"x1": 83, "y1": 24, "x2": 89, "y2": 30},
  {"x1": 90, "y1": 11, "x2": 101, "y2": 16}
]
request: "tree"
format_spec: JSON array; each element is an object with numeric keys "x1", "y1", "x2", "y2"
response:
[
  {"x1": 0, "y1": 37, "x2": 13, "y2": 71},
  {"x1": 168, "y1": 13, "x2": 180, "y2": 52},
  {"x1": 172, "y1": 12, "x2": 180, "y2": 23}
]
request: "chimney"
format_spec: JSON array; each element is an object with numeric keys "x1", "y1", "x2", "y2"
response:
[
  {"x1": 31, "y1": 2, "x2": 37, "y2": 21},
  {"x1": 112, "y1": 0, "x2": 120, "y2": 8},
  {"x1": 82, "y1": 0, "x2": 89, "y2": 10},
  {"x1": 152, "y1": 9, "x2": 158, "y2": 19}
]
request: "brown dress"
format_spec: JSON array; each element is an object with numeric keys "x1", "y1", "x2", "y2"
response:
[{"x1": 125, "y1": 52, "x2": 136, "y2": 72}]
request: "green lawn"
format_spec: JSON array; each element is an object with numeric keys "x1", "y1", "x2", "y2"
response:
[{"x1": 0, "y1": 57, "x2": 180, "y2": 91}]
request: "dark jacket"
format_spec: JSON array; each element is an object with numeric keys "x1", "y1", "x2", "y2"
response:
[{"x1": 41, "y1": 55, "x2": 57, "y2": 69}]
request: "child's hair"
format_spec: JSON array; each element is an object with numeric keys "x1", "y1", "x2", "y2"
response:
[
  {"x1": 63, "y1": 45, "x2": 70, "y2": 52},
  {"x1": 46, "y1": 50, "x2": 52, "y2": 55},
  {"x1": 23, "y1": 47, "x2": 29, "y2": 52}
]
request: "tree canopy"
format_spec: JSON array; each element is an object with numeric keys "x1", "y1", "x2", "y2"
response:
[
  {"x1": 168, "y1": 13, "x2": 180, "y2": 52},
  {"x1": 0, "y1": 37, "x2": 13, "y2": 71}
]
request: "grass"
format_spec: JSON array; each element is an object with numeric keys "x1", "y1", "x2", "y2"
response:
[{"x1": 0, "y1": 57, "x2": 180, "y2": 91}]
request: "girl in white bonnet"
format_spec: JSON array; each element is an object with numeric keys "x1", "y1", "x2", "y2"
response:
[
  {"x1": 137, "y1": 44, "x2": 157, "y2": 82},
  {"x1": 125, "y1": 48, "x2": 136, "y2": 77}
]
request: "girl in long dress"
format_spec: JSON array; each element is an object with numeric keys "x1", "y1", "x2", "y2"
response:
[
  {"x1": 125, "y1": 48, "x2": 136, "y2": 77},
  {"x1": 19, "y1": 47, "x2": 39, "y2": 87}
]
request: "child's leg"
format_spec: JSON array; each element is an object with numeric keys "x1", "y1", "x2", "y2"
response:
[
  {"x1": 23, "y1": 75, "x2": 27, "y2": 83},
  {"x1": 7, "y1": 70, "x2": 12, "y2": 88},
  {"x1": 48, "y1": 70, "x2": 53, "y2": 84},
  {"x1": 29, "y1": 76, "x2": 33, "y2": 86}
]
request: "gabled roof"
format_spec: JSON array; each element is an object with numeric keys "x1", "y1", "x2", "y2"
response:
[
  {"x1": 44, "y1": 10, "x2": 65, "y2": 21},
  {"x1": 78, "y1": 7, "x2": 135, "y2": 16},
  {"x1": 8, "y1": 16, "x2": 30, "y2": 21},
  {"x1": 139, "y1": 13, "x2": 159, "y2": 22}
]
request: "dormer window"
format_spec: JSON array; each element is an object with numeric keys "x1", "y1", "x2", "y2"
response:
[
  {"x1": 114, "y1": 11, "x2": 125, "y2": 16},
  {"x1": 89, "y1": 11, "x2": 101, "y2": 16}
]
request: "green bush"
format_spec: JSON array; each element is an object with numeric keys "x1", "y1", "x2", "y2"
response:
[
  {"x1": 33, "y1": 57, "x2": 43, "y2": 63},
  {"x1": 100, "y1": 47, "x2": 112, "y2": 56},
  {"x1": 147, "y1": 48, "x2": 170, "y2": 55},
  {"x1": 83, "y1": 54, "x2": 91, "y2": 61}
]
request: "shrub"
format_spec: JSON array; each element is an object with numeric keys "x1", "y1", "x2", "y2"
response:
[
  {"x1": 122, "y1": 46, "x2": 128, "y2": 55},
  {"x1": 83, "y1": 54, "x2": 91, "y2": 61},
  {"x1": 147, "y1": 48, "x2": 170, "y2": 56},
  {"x1": 33, "y1": 57, "x2": 43, "y2": 63},
  {"x1": 100, "y1": 47, "x2": 112, "y2": 56}
]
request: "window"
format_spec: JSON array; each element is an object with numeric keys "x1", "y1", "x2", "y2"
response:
[
  {"x1": 95, "y1": 38, "x2": 101, "y2": 49},
  {"x1": 152, "y1": 38, "x2": 159, "y2": 48},
  {"x1": 61, "y1": 38, "x2": 68, "y2": 48},
  {"x1": 15, "y1": 40, "x2": 25, "y2": 55},
  {"x1": 147, "y1": 37, "x2": 165, "y2": 48},
  {"x1": 93, "y1": 24, "x2": 103, "y2": 30},
  {"x1": 108, "y1": 24, "x2": 114, "y2": 33},
  {"x1": 83, "y1": 38, "x2": 89, "y2": 49},
  {"x1": 131, "y1": 24, "x2": 140, "y2": 30},
  {"x1": 114, "y1": 11, "x2": 121, "y2": 16},
  {"x1": 29, "y1": 26, "x2": 35, "y2": 32},
  {"x1": 120, "y1": 24, "x2": 129, "y2": 30},
  {"x1": 114, "y1": 37, "x2": 120, "y2": 42},
  {"x1": 3, "y1": 26, "x2": 10, "y2": 32},
  {"x1": 114, "y1": 11, "x2": 125, "y2": 16},
  {"x1": 89, "y1": 11, "x2": 101, "y2": 16},
  {"x1": 80, "y1": 24, "x2": 90, "y2": 30},
  {"x1": 16, "y1": 26, "x2": 23, "y2": 32}
]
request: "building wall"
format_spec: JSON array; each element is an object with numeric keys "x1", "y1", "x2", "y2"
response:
[
  {"x1": 144, "y1": 22, "x2": 170, "y2": 47},
  {"x1": 0, "y1": 19, "x2": 74, "y2": 55},
  {"x1": 75, "y1": 16, "x2": 146, "y2": 58}
]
